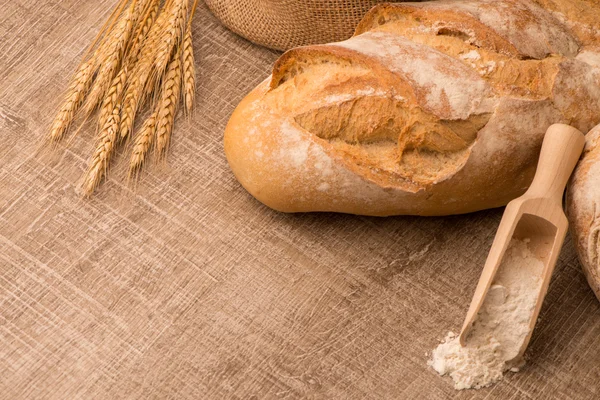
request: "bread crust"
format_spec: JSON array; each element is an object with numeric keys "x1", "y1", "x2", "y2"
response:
[
  {"x1": 567, "y1": 125, "x2": 600, "y2": 300},
  {"x1": 224, "y1": 0, "x2": 600, "y2": 216},
  {"x1": 532, "y1": 0, "x2": 600, "y2": 47}
]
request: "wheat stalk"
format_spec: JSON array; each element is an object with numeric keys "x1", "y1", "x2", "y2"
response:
[
  {"x1": 129, "y1": 112, "x2": 158, "y2": 176},
  {"x1": 182, "y1": 27, "x2": 195, "y2": 115},
  {"x1": 82, "y1": 105, "x2": 121, "y2": 196},
  {"x1": 155, "y1": 49, "x2": 183, "y2": 157}
]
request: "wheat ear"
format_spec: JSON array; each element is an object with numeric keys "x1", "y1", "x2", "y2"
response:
[
  {"x1": 47, "y1": 0, "x2": 134, "y2": 144},
  {"x1": 98, "y1": 67, "x2": 128, "y2": 130},
  {"x1": 84, "y1": 2, "x2": 136, "y2": 115},
  {"x1": 129, "y1": 112, "x2": 158, "y2": 176},
  {"x1": 49, "y1": 61, "x2": 95, "y2": 143},
  {"x1": 119, "y1": 2, "x2": 172, "y2": 141},
  {"x1": 127, "y1": 0, "x2": 161, "y2": 63},
  {"x1": 149, "y1": 0, "x2": 188, "y2": 88},
  {"x1": 155, "y1": 50, "x2": 183, "y2": 158},
  {"x1": 82, "y1": 105, "x2": 121, "y2": 196},
  {"x1": 182, "y1": 27, "x2": 195, "y2": 115}
]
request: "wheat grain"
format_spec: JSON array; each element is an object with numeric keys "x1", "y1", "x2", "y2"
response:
[
  {"x1": 182, "y1": 27, "x2": 195, "y2": 115},
  {"x1": 119, "y1": 70, "x2": 147, "y2": 141},
  {"x1": 98, "y1": 67, "x2": 128, "y2": 130},
  {"x1": 119, "y1": 59, "x2": 154, "y2": 141},
  {"x1": 132, "y1": 0, "x2": 149, "y2": 23},
  {"x1": 49, "y1": 61, "x2": 96, "y2": 143},
  {"x1": 82, "y1": 105, "x2": 121, "y2": 196},
  {"x1": 155, "y1": 50, "x2": 183, "y2": 157},
  {"x1": 129, "y1": 111, "x2": 158, "y2": 175}
]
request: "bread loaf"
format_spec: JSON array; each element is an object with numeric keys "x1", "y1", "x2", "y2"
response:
[
  {"x1": 532, "y1": 0, "x2": 600, "y2": 47},
  {"x1": 567, "y1": 124, "x2": 600, "y2": 300},
  {"x1": 224, "y1": 0, "x2": 600, "y2": 216}
]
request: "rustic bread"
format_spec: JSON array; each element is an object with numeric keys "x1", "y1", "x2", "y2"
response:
[
  {"x1": 567, "y1": 125, "x2": 600, "y2": 300},
  {"x1": 224, "y1": 0, "x2": 600, "y2": 216},
  {"x1": 532, "y1": 0, "x2": 600, "y2": 47}
]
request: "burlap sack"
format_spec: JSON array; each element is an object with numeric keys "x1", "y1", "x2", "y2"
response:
[{"x1": 205, "y1": 0, "x2": 407, "y2": 51}]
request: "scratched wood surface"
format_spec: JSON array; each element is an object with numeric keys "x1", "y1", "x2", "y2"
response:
[{"x1": 1, "y1": 1, "x2": 600, "y2": 399}]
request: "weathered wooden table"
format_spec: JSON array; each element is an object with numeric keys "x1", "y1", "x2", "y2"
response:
[{"x1": 1, "y1": 1, "x2": 599, "y2": 399}]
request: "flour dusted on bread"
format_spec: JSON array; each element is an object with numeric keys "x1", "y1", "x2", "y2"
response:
[
  {"x1": 429, "y1": 238, "x2": 544, "y2": 390},
  {"x1": 532, "y1": 0, "x2": 600, "y2": 47},
  {"x1": 225, "y1": 0, "x2": 600, "y2": 216}
]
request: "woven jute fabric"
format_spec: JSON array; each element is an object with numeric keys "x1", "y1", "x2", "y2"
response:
[
  {"x1": 2, "y1": 1, "x2": 600, "y2": 399},
  {"x1": 204, "y1": 0, "x2": 407, "y2": 50}
]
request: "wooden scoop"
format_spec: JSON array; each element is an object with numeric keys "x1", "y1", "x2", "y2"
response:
[{"x1": 458, "y1": 124, "x2": 585, "y2": 358}]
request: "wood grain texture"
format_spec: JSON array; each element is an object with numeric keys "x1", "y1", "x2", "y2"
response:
[{"x1": 0, "y1": 1, "x2": 599, "y2": 399}]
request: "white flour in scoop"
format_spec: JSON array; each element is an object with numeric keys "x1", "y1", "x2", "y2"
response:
[{"x1": 429, "y1": 238, "x2": 545, "y2": 390}]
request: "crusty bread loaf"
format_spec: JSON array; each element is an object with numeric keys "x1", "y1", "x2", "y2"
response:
[
  {"x1": 224, "y1": 0, "x2": 600, "y2": 216},
  {"x1": 567, "y1": 125, "x2": 600, "y2": 300},
  {"x1": 532, "y1": 0, "x2": 600, "y2": 47}
]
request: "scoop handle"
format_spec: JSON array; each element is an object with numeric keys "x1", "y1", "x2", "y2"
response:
[{"x1": 525, "y1": 124, "x2": 585, "y2": 202}]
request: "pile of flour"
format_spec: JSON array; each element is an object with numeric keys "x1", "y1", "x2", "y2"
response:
[{"x1": 429, "y1": 238, "x2": 545, "y2": 390}]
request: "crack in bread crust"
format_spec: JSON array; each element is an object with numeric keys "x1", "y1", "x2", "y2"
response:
[{"x1": 293, "y1": 95, "x2": 491, "y2": 186}]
